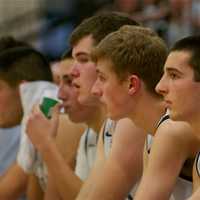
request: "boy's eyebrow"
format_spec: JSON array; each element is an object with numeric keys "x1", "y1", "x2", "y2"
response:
[
  {"x1": 96, "y1": 69, "x2": 105, "y2": 77},
  {"x1": 73, "y1": 52, "x2": 89, "y2": 58},
  {"x1": 165, "y1": 67, "x2": 183, "y2": 75}
]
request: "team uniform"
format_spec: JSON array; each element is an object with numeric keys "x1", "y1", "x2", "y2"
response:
[{"x1": 75, "y1": 127, "x2": 98, "y2": 180}]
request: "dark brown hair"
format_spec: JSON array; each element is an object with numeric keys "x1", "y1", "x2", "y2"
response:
[
  {"x1": 171, "y1": 35, "x2": 200, "y2": 81},
  {"x1": 70, "y1": 12, "x2": 139, "y2": 47},
  {"x1": 0, "y1": 36, "x2": 52, "y2": 87}
]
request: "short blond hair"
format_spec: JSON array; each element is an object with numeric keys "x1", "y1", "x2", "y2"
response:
[{"x1": 92, "y1": 25, "x2": 168, "y2": 96}]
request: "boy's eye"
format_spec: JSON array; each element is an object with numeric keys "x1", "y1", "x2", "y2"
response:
[
  {"x1": 98, "y1": 75, "x2": 106, "y2": 82},
  {"x1": 66, "y1": 80, "x2": 72, "y2": 85},
  {"x1": 63, "y1": 76, "x2": 73, "y2": 85},
  {"x1": 169, "y1": 73, "x2": 178, "y2": 79},
  {"x1": 77, "y1": 56, "x2": 89, "y2": 63}
]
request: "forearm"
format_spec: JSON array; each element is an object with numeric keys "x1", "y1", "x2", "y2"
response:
[
  {"x1": 79, "y1": 175, "x2": 131, "y2": 200},
  {"x1": 135, "y1": 159, "x2": 184, "y2": 199},
  {"x1": 39, "y1": 140, "x2": 83, "y2": 199},
  {"x1": 44, "y1": 176, "x2": 61, "y2": 200},
  {"x1": 135, "y1": 180, "x2": 171, "y2": 200},
  {"x1": 0, "y1": 164, "x2": 28, "y2": 200},
  {"x1": 76, "y1": 161, "x2": 137, "y2": 200},
  {"x1": 27, "y1": 175, "x2": 43, "y2": 200},
  {"x1": 75, "y1": 169, "x2": 99, "y2": 200},
  {"x1": 134, "y1": 164, "x2": 180, "y2": 200}
]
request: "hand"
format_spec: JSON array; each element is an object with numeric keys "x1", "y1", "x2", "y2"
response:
[{"x1": 26, "y1": 103, "x2": 61, "y2": 151}]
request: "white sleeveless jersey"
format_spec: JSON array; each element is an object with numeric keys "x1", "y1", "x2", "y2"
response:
[
  {"x1": 172, "y1": 178, "x2": 192, "y2": 200},
  {"x1": 146, "y1": 113, "x2": 192, "y2": 200},
  {"x1": 103, "y1": 118, "x2": 116, "y2": 158},
  {"x1": 75, "y1": 120, "x2": 117, "y2": 181},
  {"x1": 75, "y1": 128, "x2": 97, "y2": 181}
]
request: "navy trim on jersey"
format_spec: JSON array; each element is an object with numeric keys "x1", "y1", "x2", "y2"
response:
[
  {"x1": 179, "y1": 173, "x2": 193, "y2": 182},
  {"x1": 156, "y1": 114, "x2": 170, "y2": 128},
  {"x1": 105, "y1": 131, "x2": 112, "y2": 137},
  {"x1": 102, "y1": 125, "x2": 106, "y2": 144},
  {"x1": 127, "y1": 194, "x2": 133, "y2": 200},
  {"x1": 146, "y1": 114, "x2": 170, "y2": 153},
  {"x1": 196, "y1": 151, "x2": 200, "y2": 178},
  {"x1": 84, "y1": 128, "x2": 90, "y2": 156},
  {"x1": 146, "y1": 114, "x2": 193, "y2": 182}
]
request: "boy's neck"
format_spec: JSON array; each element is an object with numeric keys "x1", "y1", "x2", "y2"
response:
[
  {"x1": 130, "y1": 94, "x2": 166, "y2": 135},
  {"x1": 87, "y1": 105, "x2": 106, "y2": 134}
]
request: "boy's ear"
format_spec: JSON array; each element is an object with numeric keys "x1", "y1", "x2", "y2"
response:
[{"x1": 128, "y1": 75, "x2": 140, "y2": 95}]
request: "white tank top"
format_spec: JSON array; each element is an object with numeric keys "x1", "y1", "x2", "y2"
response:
[
  {"x1": 102, "y1": 118, "x2": 116, "y2": 158},
  {"x1": 75, "y1": 121, "x2": 117, "y2": 181},
  {"x1": 75, "y1": 128, "x2": 97, "y2": 181}
]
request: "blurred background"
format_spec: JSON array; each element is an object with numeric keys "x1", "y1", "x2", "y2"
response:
[{"x1": 0, "y1": 0, "x2": 199, "y2": 61}]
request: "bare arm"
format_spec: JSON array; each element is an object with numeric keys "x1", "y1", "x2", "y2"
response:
[
  {"x1": 36, "y1": 139, "x2": 83, "y2": 200},
  {"x1": 55, "y1": 114, "x2": 84, "y2": 169},
  {"x1": 26, "y1": 107, "x2": 85, "y2": 200},
  {"x1": 135, "y1": 120, "x2": 196, "y2": 200},
  {"x1": 44, "y1": 175, "x2": 61, "y2": 200},
  {"x1": 76, "y1": 118, "x2": 146, "y2": 200},
  {"x1": 27, "y1": 175, "x2": 43, "y2": 200},
  {"x1": 0, "y1": 163, "x2": 28, "y2": 200},
  {"x1": 43, "y1": 114, "x2": 84, "y2": 200}
]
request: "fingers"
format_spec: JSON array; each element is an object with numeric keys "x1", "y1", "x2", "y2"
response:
[
  {"x1": 31, "y1": 103, "x2": 40, "y2": 115},
  {"x1": 51, "y1": 103, "x2": 61, "y2": 123},
  {"x1": 31, "y1": 102, "x2": 47, "y2": 119}
]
